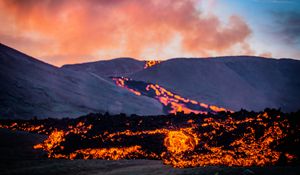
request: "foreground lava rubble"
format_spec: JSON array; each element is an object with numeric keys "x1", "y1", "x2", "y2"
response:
[{"x1": 0, "y1": 109, "x2": 299, "y2": 168}]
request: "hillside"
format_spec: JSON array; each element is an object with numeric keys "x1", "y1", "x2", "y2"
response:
[
  {"x1": 0, "y1": 44, "x2": 162, "y2": 119},
  {"x1": 2, "y1": 43, "x2": 300, "y2": 118},
  {"x1": 130, "y1": 56, "x2": 300, "y2": 112},
  {"x1": 61, "y1": 57, "x2": 144, "y2": 77}
]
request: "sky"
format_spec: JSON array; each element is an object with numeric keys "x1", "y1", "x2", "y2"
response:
[{"x1": 0, "y1": 0, "x2": 299, "y2": 66}]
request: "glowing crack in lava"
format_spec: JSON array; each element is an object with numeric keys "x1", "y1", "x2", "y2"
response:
[
  {"x1": 70, "y1": 146, "x2": 147, "y2": 160},
  {"x1": 33, "y1": 130, "x2": 66, "y2": 158},
  {"x1": 112, "y1": 77, "x2": 231, "y2": 114},
  {"x1": 144, "y1": 60, "x2": 162, "y2": 69},
  {"x1": 0, "y1": 110, "x2": 299, "y2": 168}
]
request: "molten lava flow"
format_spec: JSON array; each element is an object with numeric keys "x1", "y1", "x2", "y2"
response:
[
  {"x1": 0, "y1": 122, "x2": 47, "y2": 134},
  {"x1": 161, "y1": 113, "x2": 293, "y2": 168},
  {"x1": 70, "y1": 146, "x2": 149, "y2": 160},
  {"x1": 68, "y1": 121, "x2": 92, "y2": 136},
  {"x1": 113, "y1": 77, "x2": 141, "y2": 96},
  {"x1": 112, "y1": 77, "x2": 231, "y2": 114},
  {"x1": 1, "y1": 110, "x2": 299, "y2": 168},
  {"x1": 164, "y1": 129, "x2": 199, "y2": 154},
  {"x1": 105, "y1": 128, "x2": 169, "y2": 139},
  {"x1": 144, "y1": 60, "x2": 161, "y2": 69},
  {"x1": 34, "y1": 130, "x2": 66, "y2": 158}
]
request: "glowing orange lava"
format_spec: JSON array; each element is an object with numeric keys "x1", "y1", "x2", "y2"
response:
[
  {"x1": 70, "y1": 146, "x2": 146, "y2": 160},
  {"x1": 144, "y1": 60, "x2": 161, "y2": 69},
  {"x1": 164, "y1": 129, "x2": 199, "y2": 154},
  {"x1": 1, "y1": 111, "x2": 298, "y2": 168},
  {"x1": 113, "y1": 77, "x2": 232, "y2": 114}
]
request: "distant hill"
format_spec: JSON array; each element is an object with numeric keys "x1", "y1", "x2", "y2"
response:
[
  {"x1": 129, "y1": 56, "x2": 300, "y2": 112},
  {"x1": 61, "y1": 57, "x2": 145, "y2": 77},
  {"x1": 0, "y1": 43, "x2": 162, "y2": 119}
]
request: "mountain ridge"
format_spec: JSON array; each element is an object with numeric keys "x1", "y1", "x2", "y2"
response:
[{"x1": 61, "y1": 57, "x2": 145, "y2": 77}]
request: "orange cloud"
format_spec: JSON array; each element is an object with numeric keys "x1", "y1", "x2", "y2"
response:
[{"x1": 0, "y1": 0, "x2": 252, "y2": 66}]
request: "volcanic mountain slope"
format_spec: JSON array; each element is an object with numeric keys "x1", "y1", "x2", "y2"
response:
[
  {"x1": 0, "y1": 43, "x2": 162, "y2": 119},
  {"x1": 129, "y1": 57, "x2": 300, "y2": 112},
  {"x1": 61, "y1": 57, "x2": 145, "y2": 77}
]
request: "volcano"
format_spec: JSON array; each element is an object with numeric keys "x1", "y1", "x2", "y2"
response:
[
  {"x1": 1, "y1": 44, "x2": 300, "y2": 174},
  {"x1": 1, "y1": 43, "x2": 300, "y2": 119}
]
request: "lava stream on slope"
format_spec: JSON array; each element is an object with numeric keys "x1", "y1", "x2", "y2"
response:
[
  {"x1": 112, "y1": 77, "x2": 231, "y2": 114},
  {"x1": 144, "y1": 60, "x2": 162, "y2": 69}
]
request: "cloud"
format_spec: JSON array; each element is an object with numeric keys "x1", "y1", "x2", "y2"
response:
[
  {"x1": 0, "y1": 0, "x2": 252, "y2": 66},
  {"x1": 253, "y1": 0, "x2": 295, "y2": 3},
  {"x1": 273, "y1": 11, "x2": 300, "y2": 46}
]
